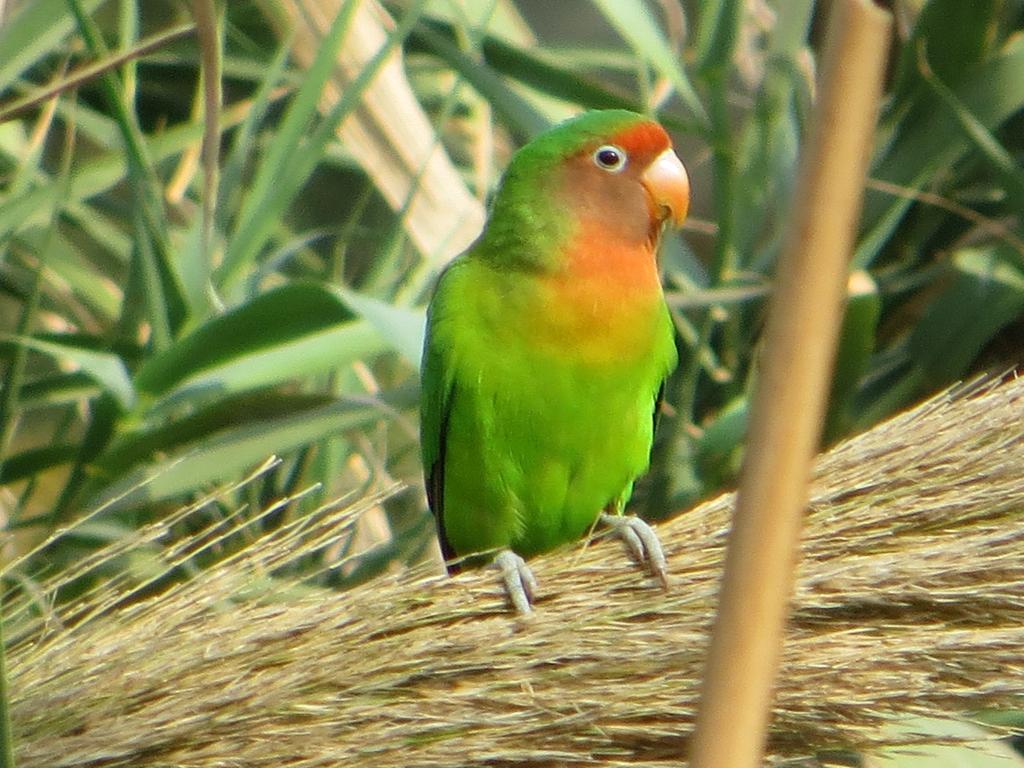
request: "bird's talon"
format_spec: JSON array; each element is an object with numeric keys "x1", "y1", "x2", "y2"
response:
[
  {"x1": 600, "y1": 513, "x2": 669, "y2": 590},
  {"x1": 492, "y1": 550, "x2": 536, "y2": 615},
  {"x1": 618, "y1": 523, "x2": 645, "y2": 564}
]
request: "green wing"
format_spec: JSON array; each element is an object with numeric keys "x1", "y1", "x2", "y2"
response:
[{"x1": 419, "y1": 260, "x2": 464, "y2": 566}]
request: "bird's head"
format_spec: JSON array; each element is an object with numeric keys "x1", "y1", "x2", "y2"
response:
[{"x1": 482, "y1": 110, "x2": 689, "y2": 267}]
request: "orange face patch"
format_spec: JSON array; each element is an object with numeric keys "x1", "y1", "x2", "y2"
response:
[{"x1": 559, "y1": 223, "x2": 663, "y2": 317}]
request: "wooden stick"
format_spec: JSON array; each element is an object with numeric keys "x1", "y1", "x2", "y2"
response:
[{"x1": 688, "y1": 2, "x2": 892, "y2": 767}]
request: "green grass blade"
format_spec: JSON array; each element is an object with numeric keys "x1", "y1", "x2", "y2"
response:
[
  {"x1": 131, "y1": 215, "x2": 172, "y2": 351},
  {"x1": 0, "y1": 25, "x2": 195, "y2": 124},
  {"x1": 0, "y1": 445, "x2": 79, "y2": 486},
  {"x1": 18, "y1": 373, "x2": 100, "y2": 411},
  {"x1": 908, "y1": 246, "x2": 1024, "y2": 381},
  {"x1": 0, "y1": 232, "x2": 46, "y2": 476},
  {"x1": 0, "y1": 335, "x2": 134, "y2": 410},
  {"x1": 411, "y1": 20, "x2": 550, "y2": 140},
  {"x1": 66, "y1": 0, "x2": 186, "y2": 340},
  {"x1": 892, "y1": 0, "x2": 999, "y2": 95},
  {"x1": 0, "y1": 102, "x2": 250, "y2": 242},
  {"x1": 218, "y1": 0, "x2": 431, "y2": 290},
  {"x1": 89, "y1": 398, "x2": 380, "y2": 511},
  {"x1": 480, "y1": 34, "x2": 641, "y2": 112},
  {"x1": 36, "y1": 229, "x2": 121, "y2": 321},
  {"x1": 824, "y1": 272, "x2": 882, "y2": 442},
  {"x1": 191, "y1": 0, "x2": 223, "y2": 277},
  {"x1": 132, "y1": 283, "x2": 387, "y2": 417},
  {"x1": 0, "y1": 0, "x2": 106, "y2": 90},
  {"x1": 96, "y1": 391, "x2": 337, "y2": 475},
  {"x1": 0, "y1": 114, "x2": 74, "y2": 487},
  {"x1": 217, "y1": 35, "x2": 294, "y2": 234},
  {"x1": 857, "y1": 37, "x2": 1024, "y2": 267},
  {"x1": 217, "y1": 0, "x2": 362, "y2": 290},
  {"x1": 590, "y1": 0, "x2": 706, "y2": 122},
  {"x1": 334, "y1": 288, "x2": 425, "y2": 369},
  {"x1": 919, "y1": 49, "x2": 1024, "y2": 213}
]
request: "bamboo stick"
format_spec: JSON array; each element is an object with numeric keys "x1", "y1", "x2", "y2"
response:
[{"x1": 689, "y1": 2, "x2": 893, "y2": 766}]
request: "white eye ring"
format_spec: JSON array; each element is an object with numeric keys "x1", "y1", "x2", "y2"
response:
[{"x1": 593, "y1": 144, "x2": 627, "y2": 173}]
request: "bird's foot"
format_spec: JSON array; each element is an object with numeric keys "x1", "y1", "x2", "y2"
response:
[
  {"x1": 491, "y1": 549, "x2": 538, "y2": 615},
  {"x1": 599, "y1": 513, "x2": 669, "y2": 590}
]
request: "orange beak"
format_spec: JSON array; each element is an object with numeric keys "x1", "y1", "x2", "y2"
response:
[{"x1": 641, "y1": 148, "x2": 690, "y2": 228}]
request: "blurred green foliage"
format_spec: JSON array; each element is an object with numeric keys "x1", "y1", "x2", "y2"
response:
[{"x1": 0, "y1": 0, "x2": 1022, "y2": 595}]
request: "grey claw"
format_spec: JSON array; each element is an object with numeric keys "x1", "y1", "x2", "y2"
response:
[
  {"x1": 492, "y1": 550, "x2": 537, "y2": 615},
  {"x1": 600, "y1": 513, "x2": 669, "y2": 590},
  {"x1": 616, "y1": 520, "x2": 646, "y2": 563}
]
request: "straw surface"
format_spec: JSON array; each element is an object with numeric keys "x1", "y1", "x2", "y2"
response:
[{"x1": 9, "y1": 377, "x2": 1024, "y2": 766}]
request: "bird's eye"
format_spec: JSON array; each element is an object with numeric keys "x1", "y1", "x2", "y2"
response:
[{"x1": 593, "y1": 145, "x2": 627, "y2": 173}]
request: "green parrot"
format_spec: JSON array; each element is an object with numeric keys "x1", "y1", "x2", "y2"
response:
[{"x1": 420, "y1": 110, "x2": 689, "y2": 613}]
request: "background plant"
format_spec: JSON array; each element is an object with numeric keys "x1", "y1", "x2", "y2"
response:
[{"x1": 0, "y1": 0, "x2": 1022, "y2": 598}]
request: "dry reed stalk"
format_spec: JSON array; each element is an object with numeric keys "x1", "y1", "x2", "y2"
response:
[
  {"x1": 691, "y1": 2, "x2": 892, "y2": 766},
  {"x1": 7, "y1": 377, "x2": 1024, "y2": 767},
  {"x1": 267, "y1": 0, "x2": 485, "y2": 265}
]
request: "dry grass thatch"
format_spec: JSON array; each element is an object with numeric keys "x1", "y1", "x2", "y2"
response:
[{"x1": 7, "y1": 376, "x2": 1024, "y2": 766}]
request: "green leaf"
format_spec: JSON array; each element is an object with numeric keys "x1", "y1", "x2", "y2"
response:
[
  {"x1": 96, "y1": 391, "x2": 337, "y2": 476},
  {"x1": 825, "y1": 271, "x2": 882, "y2": 442},
  {"x1": 89, "y1": 398, "x2": 380, "y2": 511},
  {"x1": 0, "y1": 444, "x2": 78, "y2": 486},
  {"x1": 590, "y1": 0, "x2": 706, "y2": 122},
  {"x1": 0, "y1": 0, "x2": 107, "y2": 90},
  {"x1": 857, "y1": 37, "x2": 1024, "y2": 267},
  {"x1": 0, "y1": 335, "x2": 134, "y2": 409},
  {"x1": 481, "y1": 35, "x2": 641, "y2": 113},
  {"x1": 409, "y1": 20, "x2": 550, "y2": 141},
  {"x1": 868, "y1": 717, "x2": 1024, "y2": 768},
  {"x1": 218, "y1": 0, "x2": 430, "y2": 291},
  {"x1": 909, "y1": 246, "x2": 1024, "y2": 382},
  {"x1": 133, "y1": 283, "x2": 387, "y2": 414},
  {"x1": 334, "y1": 287, "x2": 425, "y2": 369}
]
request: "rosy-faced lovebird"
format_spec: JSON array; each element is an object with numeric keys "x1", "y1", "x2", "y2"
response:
[{"x1": 420, "y1": 110, "x2": 689, "y2": 613}]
